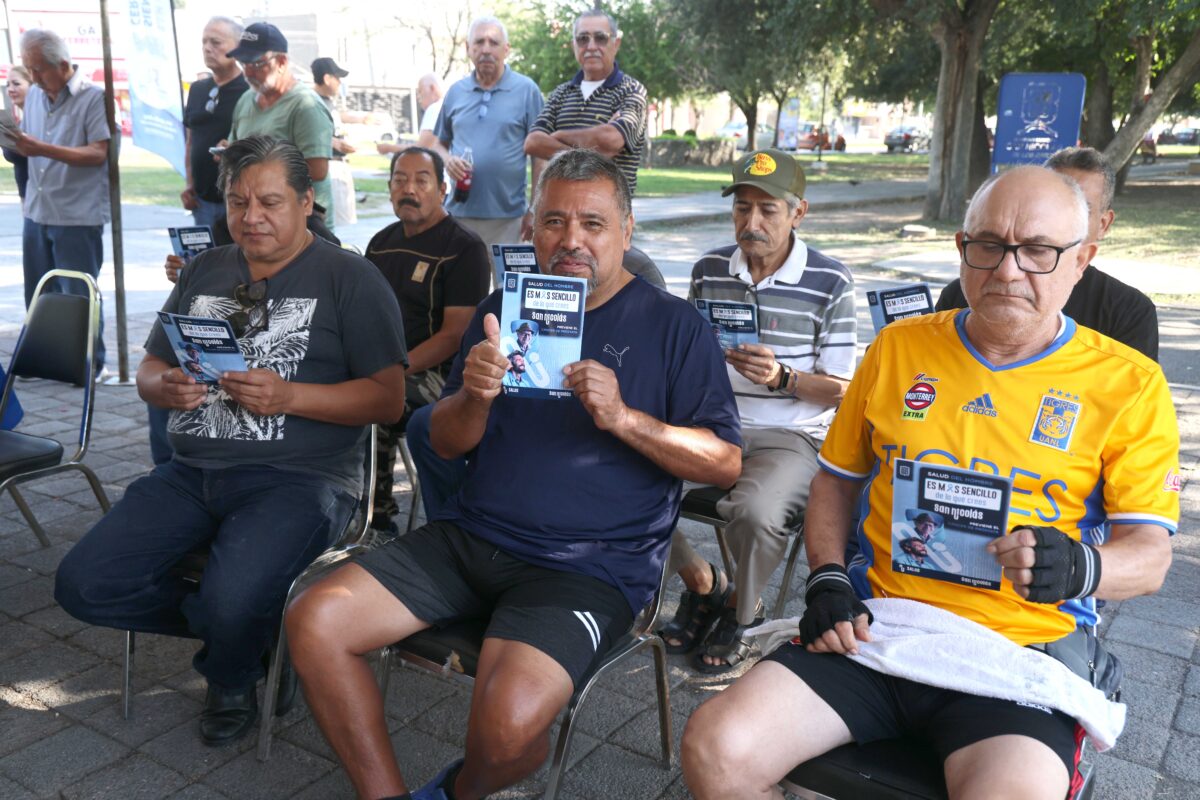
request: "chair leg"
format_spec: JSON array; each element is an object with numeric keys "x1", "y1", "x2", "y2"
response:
[
  {"x1": 713, "y1": 524, "x2": 735, "y2": 580},
  {"x1": 773, "y1": 528, "x2": 805, "y2": 619},
  {"x1": 398, "y1": 437, "x2": 421, "y2": 534},
  {"x1": 123, "y1": 630, "x2": 135, "y2": 720},
  {"x1": 8, "y1": 484, "x2": 50, "y2": 548},
  {"x1": 257, "y1": 619, "x2": 290, "y2": 761},
  {"x1": 74, "y1": 464, "x2": 112, "y2": 513},
  {"x1": 650, "y1": 635, "x2": 674, "y2": 767},
  {"x1": 376, "y1": 646, "x2": 395, "y2": 695}
]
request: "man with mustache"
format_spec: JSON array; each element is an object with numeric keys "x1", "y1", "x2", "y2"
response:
[
  {"x1": 286, "y1": 148, "x2": 741, "y2": 800},
  {"x1": 524, "y1": 8, "x2": 647, "y2": 196},
  {"x1": 430, "y1": 15, "x2": 544, "y2": 279},
  {"x1": 363, "y1": 147, "x2": 491, "y2": 538},
  {"x1": 682, "y1": 165, "x2": 1178, "y2": 799},
  {"x1": 225, "y1": 23, "x2": 336, "y2": 229},
  {"x1": 660, "y1": 148, "x2": 857, "y2": 674}
]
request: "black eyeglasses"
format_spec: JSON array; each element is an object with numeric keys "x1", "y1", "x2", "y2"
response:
[
  {"x1": 575, "y1": 32, "x2": 612, "y2": 46},
  {"x1": 229, "y1": 279, "x2": 269, "y2": 337},
  {"x1": 477, "y1": 90, "x2": 492, "y2": 119},
  {"x1": 204, "y1": 85, "x2": 219, "y2": 114},
  {"x1": 960, "y1": 236, "x2": 1082, "y2": 275},
  {"x1": 238, "y1": 54, "x2": 276, "y2": 71}
]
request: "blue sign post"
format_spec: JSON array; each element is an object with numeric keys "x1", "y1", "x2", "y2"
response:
[{"x1": 993, "y1": 73, "x2": 1086, "y2": 171}]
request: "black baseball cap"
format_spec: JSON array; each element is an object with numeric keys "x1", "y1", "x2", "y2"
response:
[
  {"x1": 311, "y1": 57, "x2": 349, "y2": 83},
  {"x1": 721, "y1": 148, "x2": 806, "y2": 200},
  {"x1": 227, "y1": 23, "x2": 289, "y2": 61}
]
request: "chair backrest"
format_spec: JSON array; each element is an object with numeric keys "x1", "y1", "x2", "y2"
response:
[
  {"x1": 0, "y1": 270, "x2": 100, "y2": 462},
  {"x1": 622, "y1": 246, "x2": 667, "y2": 291}
]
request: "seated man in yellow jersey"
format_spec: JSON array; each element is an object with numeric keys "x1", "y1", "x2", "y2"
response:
[{"x1": 680, "y1": 165, "x2": 1180, "y2": 800}]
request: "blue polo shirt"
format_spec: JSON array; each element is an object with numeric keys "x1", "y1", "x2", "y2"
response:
[
  {"x1": 435, "y1": 67, "x2": 544, "y2": 219},
  {"x1": 437, "y1": 278, "x2": 742, "y2": 612}
]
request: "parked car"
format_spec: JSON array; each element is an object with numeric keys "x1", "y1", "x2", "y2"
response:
[
  {"x1": 1158, "y1": 127, "x2": 1198, "y2": 145},
  {"x1": 794, "y1": 122, "x2": 846, "y2": 151},
  {"x1": 716, "y1": 120, "x2": 776, "y2": 150},
  {"x1": 884, "y1": 125, "x2": 930, "y2": 153},
  {"x1": 343, "y1": 111, "x2": 400, "y2": 148}
]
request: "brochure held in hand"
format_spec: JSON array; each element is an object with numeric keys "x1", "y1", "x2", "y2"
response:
[
  {"x1": 158, "y1": 312, "x2": 248, "y2": 385},
  {"x1": 499, "y1": 271, "x2": 587, "y2": 399}
]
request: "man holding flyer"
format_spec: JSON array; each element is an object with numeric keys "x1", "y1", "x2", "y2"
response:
[
  {"x1": 285, "y1": 149, "x2": 741, "y2": 800},
  {"x1": 661, "y1": 148, "x2": 857, "y2": 673},
  {"x1": 682, "y1": 166, "x2": 1180, "y2": 799},
  {"x1": 55, "y1": 136, "x2": 407, "y2": 747}
]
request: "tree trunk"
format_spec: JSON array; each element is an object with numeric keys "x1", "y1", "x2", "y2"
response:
[
  {"x1": 923, "y1": 0, "x2": 1001, "y2": 221},
  {"x1": 968, "y1": 73, "x2": 991, "y2": 192},
  {"x1": 1105, "y1": 27, "x2": 1200, "y2": 177},
  {"x1": 1082, "y1": 57, "x2": 1116, "y2": 151},
  {"x1": 773, "y1": 95, "x2": 786, "y2": 148}
]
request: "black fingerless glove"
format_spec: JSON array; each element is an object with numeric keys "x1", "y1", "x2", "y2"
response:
[
  {"x1": 1020, "y1": 525, "x2": 1102, "y2": 603},
  {"x1": 798, "y1": 564, "x2": 874, "y2": 646}
]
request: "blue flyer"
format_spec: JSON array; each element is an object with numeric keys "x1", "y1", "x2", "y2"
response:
[
  {"x1": 168, "y1": 226, "x2": 216, "y2": 262},
  {"x1": 890, "y1": 459, "x2": 1012, "y2": 590},
  {"x1": 491, "y1": 243, "x2": 538, "y2": 275},
  {"x1": 157, "y1": 312, "x2": 248, "y2": 384},
  {"x1": 695, "y1": 299, "x2": 759, "y2": 350},
  {"x1": 866, "y1": 283, "x2": 934, "y2": 334},
  {"x1": 499, "y1": 272, "x2": 587, "y2": 399}
]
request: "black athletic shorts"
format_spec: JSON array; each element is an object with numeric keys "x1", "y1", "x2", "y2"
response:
[
  {"x1": 355, "y1": 520, "x2": 634, "y2": 687},
  {"x1": 765, "y1": 642, "x2": 1084, "y2": 787}
]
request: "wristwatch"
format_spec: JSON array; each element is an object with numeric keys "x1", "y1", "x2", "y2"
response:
[{"x1": 768, "y1": 364, "x2": 791, "y2": 392}]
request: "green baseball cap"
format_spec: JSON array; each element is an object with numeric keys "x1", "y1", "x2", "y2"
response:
[{"x1": 721, "y1": 148, "x2": 806, "y2": 200}]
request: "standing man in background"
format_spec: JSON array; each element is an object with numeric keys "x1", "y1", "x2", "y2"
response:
[
  {"x1": 433, "y1": 15, "x2": 544, "y2": 275},
  {"x1": 13, "y1": 28, "x2": 113, "y2": 377},
  {"x1": 311, "y1": 56, "x2": 357, "y2": 229},
  {"x1": 181, "y1": 17, "x2": 248, "y2": 228},
  {"x1": 227, "y1": 23, "x2": 335, "y2": 230},
  {"x1": 524, "y1": 8, "x2": 647, "y2": 195},
  {"x1": 378, "y1": 72, "x2": 443, "y2": 155}
]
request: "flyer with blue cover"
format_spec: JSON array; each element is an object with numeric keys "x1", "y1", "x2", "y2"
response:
[
  {"x1": 499, "y1": 271, "x2": 587, "y2": 399},
  {"x1": 695, "y1": 299, "x2": 759, "y2": 350},
  {"x1": 867, "y1": 283, "x2": 934, "y2": 334},
  {"x1": 157, "y1": 312, "x2": 248, "y2": 384},
  {"x1": 890, "y1": 459, "x2": 1012, "y2": 590},
  {"x1": 168, "y1": 226, "x2": 216, "y2": 262},
  {"x1": 491, "y1": 243, "x2": 538, "y2": 275}
]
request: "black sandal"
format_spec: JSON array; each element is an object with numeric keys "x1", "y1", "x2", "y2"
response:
[
  {"x1": 657, "y1": 562, "x2": 730, "y2": 655},
  {"x1": 692, "y1": 600, "x2": 765, "y2": 675}
]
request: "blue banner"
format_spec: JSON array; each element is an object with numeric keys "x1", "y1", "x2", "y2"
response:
[
  {"x1": 126, "y1": 0, "x2": 185, "y2": 176},
  {"x1": 993, "y1": 73, "x2": 1086, "y2": 170}
]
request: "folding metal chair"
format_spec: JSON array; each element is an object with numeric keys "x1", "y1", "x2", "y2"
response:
[
  {"x1": 123, "y1": 425, "x2": 378, "y2": 722},
  {"x1": 376, "y1": 557, "x2": 675, "y2": 798},
  {"x1": 679, "y1": 485, "x2": 805, "y2": 619},
  {"x1": 0, "y1": 269, "x2": 111, "y2": 548}
]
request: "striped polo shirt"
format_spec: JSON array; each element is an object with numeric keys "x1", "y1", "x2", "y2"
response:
[
  {"x1": 689, "y1": 239, "x2": 857, "y2": 435},
  {"x1": 532, "y1": 66, "x2": 647, "y2": 193}
]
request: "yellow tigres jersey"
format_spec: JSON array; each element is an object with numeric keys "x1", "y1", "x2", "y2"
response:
[{"x1": 819, "y1": 310, "x2": 1180, "y2": 645}]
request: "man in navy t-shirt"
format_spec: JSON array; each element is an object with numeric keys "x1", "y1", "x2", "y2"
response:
[{"x1": 288, "y1": 149, "x2": 742, "y2": 800}]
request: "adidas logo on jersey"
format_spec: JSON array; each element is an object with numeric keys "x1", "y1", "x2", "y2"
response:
[{"x1": 962, "y1": 393, "x2": 998, "y2": 417}]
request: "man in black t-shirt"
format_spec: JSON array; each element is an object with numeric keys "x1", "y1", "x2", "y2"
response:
[
  {"x1": 365, "y1": 147, "x2": 491, "y2": 534},
  {"x1": 936, "y1": 147, "x2": 1158, "y2": 361},
  {"x1": 181, "y1": 17, "x2": 250, "y2": 227}
]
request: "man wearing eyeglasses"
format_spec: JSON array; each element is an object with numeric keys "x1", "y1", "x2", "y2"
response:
[
  {"x1": 682, "y1": 165, "x2": 1179, "y2": 799},
  {"x1": 181, "y1": 17, "x2": 249, "y2": 228},
  {"x1": 431, "y1": 15, "x2": 544, "y2": 270},
  {"x1": 935, "y1": 147, "x2": 1159, "y2": 361},
  {"x1": 226, "y1": 22, "x2": 336, "y2": 230},
  {"x1": 524, "y1": 9, "x2": 647, "y2": 196},
  {"x1": 56, "y1": 135, "x2": 408, "y2": 748}
]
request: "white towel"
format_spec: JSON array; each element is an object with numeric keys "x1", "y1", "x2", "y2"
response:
[{"x1": 747, "y1": 597, "x2": 1126, "y2": 751}]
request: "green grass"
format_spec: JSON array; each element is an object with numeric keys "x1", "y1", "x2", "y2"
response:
[
  {"x1": 636, "y1": 153, "x2": 931, "y2": 197},
  {"x1": 1103, "y1": 180, "x2": 1200, "y2": 263}
]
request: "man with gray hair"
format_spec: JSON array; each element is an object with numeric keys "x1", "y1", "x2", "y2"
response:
[
  {"x1": 56, "y1": 135, "x2": 408, "y2": 748},
  {"x1": 431, "y1": 15, "x2": 544, "y2": 276},
  {"x1": 524, "y1": 8, "x2": 648, "y2": 194},
  {"x1": 659, "y1": 147, "x2": 856, "y2": 674},
  {"x1": 13, "y1": 27, "x2": 113, "y2": 376},
  {"x1": 936, "y1": 146, "x2": 1159, "y2": 360},
  {"x1": 181, "y1": 16, "x2": 248, "y2": 227},
  {"x1": 682, "y1": 165, "x2": 1179, "y2": 799},
  {"x1": 285, "y1": 148, "x2": 741, "y2": 800},
  {"x1": 378, "y1": 72, "x2": 444, "y2": 155}
]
